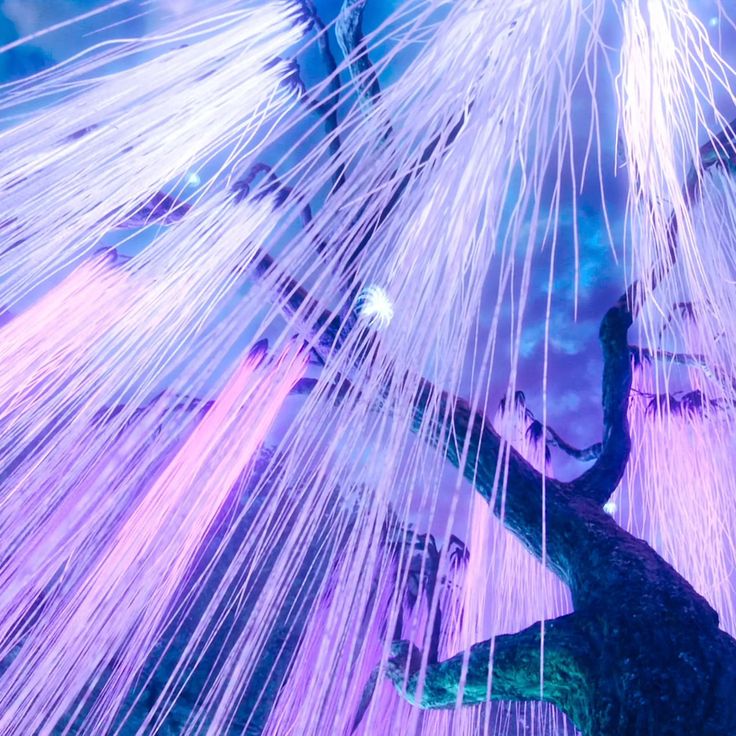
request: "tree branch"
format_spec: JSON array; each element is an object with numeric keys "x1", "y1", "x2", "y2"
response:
[
  {"x1": 543, "y1": 425, "x2": 602, "y2": 462},
  {"x1": 335, "y1": 0, "x2": 383, "y2": 113},
  {"x1": 631, "y1": 344, "x2": 736, "y2": 395},
  {"x1": 568, "y1": 300, "x2": 632, "y2": 505},
  {"x1": 509, "y1": 398, "x2": 601, "y2": 463},
  {"x1": 410, "y1": 382, "x2": 573, "y2": 578},
  {"x1": 300, "y1": 0, "x2": 345, "y2": 188},
  {"x1": 112, "y1": 191, "x2": 191, "y2": 230},
  {"x1": 386, "y1": 613, "x2": 589, "y2": 722},
  {"x1": 252, "y1": 249, "x2": 356, "y2": 359}
]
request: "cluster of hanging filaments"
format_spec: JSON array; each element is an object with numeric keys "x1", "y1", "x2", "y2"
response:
[
  {"x1": 615, "y1": 0, "x2": 736, "y2": 643},
  {"x1": 0, "y1": 0, "x2": 733, "y2": 735}
]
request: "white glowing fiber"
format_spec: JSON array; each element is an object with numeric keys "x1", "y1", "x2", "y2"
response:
[
  {"x1": 155, "y1": 1, "x2": 612, "y2": 734},
  {"x1": 416, "y1": 402, "x2": 570, "y2": 736},
  {"x1": 617, "y1": 0, "x2": 735, "y2": 311},
  {"x1": 2, "y1": 0, "x2": 735, "y2": 734},
  {"x1": 615, "y1": 0, "x2": 736, "y2": 659},
  {"x1": 0, "y1": 0, "x2": 306, "y2": 307},
  {"x1": 0, "y1": 192, "x2": 286, "y2": 663},
  {"x1": 624, "y1": 377, "x2": 736, "y2": 637},
  {"x1": 0, "y1": 345, "x2": 306, "y2": 735},
  {"x1": 613, "y1": 0, "x2": 736, "y2": 669},
  {"x1": 620, "y1": 168, "x2": 736, "y2": 639}
]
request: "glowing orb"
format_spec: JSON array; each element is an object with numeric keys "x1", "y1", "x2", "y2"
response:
[
  {"x1": 187, "y1": 172, "x2": 201, "y2": 187},
  {"x1": 603, "y1": 500, "x2": 617, "y2": 516},
  {"x1": 709, "y1": 16, "x2": 719, "y2": 28},
  {"x1": 356, "y1": 285, "x2": 394, "y2": 330}
]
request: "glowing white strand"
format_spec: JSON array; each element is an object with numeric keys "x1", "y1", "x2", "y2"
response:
[{"x1": 1, "y1": 1, "x2": 734, "y2": 735}]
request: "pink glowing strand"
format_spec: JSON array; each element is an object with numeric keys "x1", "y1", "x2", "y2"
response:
[
  {"x1": 0, "y1": 194, "x2": 284, "y2": 663},
  {"x1": 0, "y1": 256, "x2": 144, "y2": 538},
  {"x1": 0, "y1": 193, "x2": 275, "y2": 523},
  {"x1": 133, "y1": 447, "x2": 357, "y2": 734},
  {"x1": 0, "y1": 391, "x2": 203, "y2": 664},
  {"x1": 456, "y1": 494, "x2": 571, "y2": 736},
  {"x1": 0, "y1": 345, "x2": 307, "y2": 735},
  {"x1": 0, "y1": 352, "x2": 294, "y2": 732},
  {"x1": 176, "y1": 453, "x2": 407, "y2": 736},
  {"x1": 267, "y1": 546, "x2": 405, "y2": 735},
  {"x1": 623, "y1": 355, "x2": 736, "y2": 635},
  {"x1": 0, "y1": 257, "x2": 142, "y2": 578},
  {"x1": 0, "y1": 257, "x2": 131, "y2": 432}
]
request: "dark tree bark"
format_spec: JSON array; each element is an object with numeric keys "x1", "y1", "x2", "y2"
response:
[
  {"x1": 241, "y1": 108, "x2": 736, "y2": 733},
  {"x1": 388, "y1": 297, "x2": 736, "y2": 735}
]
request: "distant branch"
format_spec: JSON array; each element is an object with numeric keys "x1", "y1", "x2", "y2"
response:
[
  {"x1": 112, "y1": 191, "x2": 191, "y2": 230},
  {"x1": 300, "y1": 0, "x2": 345, "y2": 187},
  {"x1": 630, "y1": 387, "x2": 736, "y2": 418},
  {"x1": 335, "y1": 0, "x2": 383, "y2": 113},
  {"x1": 543, "y1": 425, "x2": 602, "y2": 463},
  {"x1": 631, "y1": 345, "x2": 736, "y2": 391}
]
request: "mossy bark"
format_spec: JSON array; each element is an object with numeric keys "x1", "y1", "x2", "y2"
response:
[{"x1": 393, "y1": 301, "x2": 736, "y2": 735}]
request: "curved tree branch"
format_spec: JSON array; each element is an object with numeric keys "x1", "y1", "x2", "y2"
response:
[
  {"x1": 410, "y1": 381, "x2": 575, "y2": 581},
  {"x1": 386, "y1": 613, "x2": 590, "y2": 723},
  {"x1": 335, "y1": 0, "x2": 383, "y2": 113},
  {"x1": 543, "y1": 425, "x2": 602, "y2": 462},
  {"x1": 300, "y1": 0, "x2": 345, "y2": 188},
  {"x1": 568, "y1": 299, "x2": 632, "y2": 505}
]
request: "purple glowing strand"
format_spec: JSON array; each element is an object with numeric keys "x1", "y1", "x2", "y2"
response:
[{"x1": 0, "y1": 344, "x2": 307, "y2": 734}]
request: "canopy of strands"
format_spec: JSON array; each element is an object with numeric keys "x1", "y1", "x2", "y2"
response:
[{"x1": 0, "y1": 0, "x2": 735, "y2": 734}]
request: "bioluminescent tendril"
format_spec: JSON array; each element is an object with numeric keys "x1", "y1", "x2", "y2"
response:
[{"x1": 0, "y1": 0, "x2": 735, "y2": 734}]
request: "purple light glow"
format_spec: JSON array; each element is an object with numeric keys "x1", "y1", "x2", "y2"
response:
[{"x1": 0, "y1": 0, "x2": 735, "y2": 733}]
